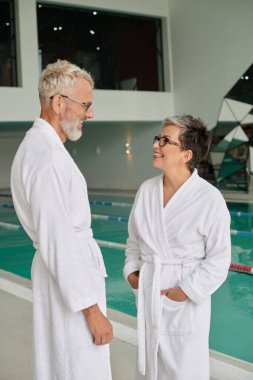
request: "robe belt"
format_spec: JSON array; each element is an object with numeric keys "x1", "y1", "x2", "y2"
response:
[
  {"x1": 33, "y1": 228, "x2": 107, "y2": 278},
  {"x1": 137, "y1": 254, "x2": 200, "y2": 380},
  {"x1": 76, "y1": 228, "x2": 108, "y2": 278}
]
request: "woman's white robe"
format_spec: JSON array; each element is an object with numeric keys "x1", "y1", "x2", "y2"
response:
[
  {"x1": 123, "y1": 170, "x2": 231, "y2": 380},
  {"x1": 11, "y1": 118, "x2": 112, "y2": 380}
]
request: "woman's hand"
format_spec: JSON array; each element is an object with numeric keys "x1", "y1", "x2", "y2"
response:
[
  {"x1": 127, "y1": 271, "x2": 139, "y2": 289},
  {"x1": 160, "y1": 287, "x2": 188, "y2": 302}
]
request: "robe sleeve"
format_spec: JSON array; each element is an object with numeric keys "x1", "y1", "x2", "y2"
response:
[
  {"x1": 179, "y1": 200, "x2": 231, "y2": 304},
  {"x1": 29, "y1": 160, "x2": 100, "y2": 313},
  {"x1": 123, "y1": 192, "x2": 142, "y2": 281}
]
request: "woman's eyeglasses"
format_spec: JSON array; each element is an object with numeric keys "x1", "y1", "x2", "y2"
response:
[{"x1": 153, "y1": 135, "x2": 183, "y2": 149}]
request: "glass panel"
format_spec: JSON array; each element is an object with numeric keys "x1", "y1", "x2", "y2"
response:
[
  {"x1": 37, "y1": 3, "x2": 164, "y2": 91},
  {"x1": 0, "y1": 0, "x2": 17, "y2": 86},
  {"x1": 200, "y1": 63, "x2": 253, "y2": 192},
  {"x1": 226, "y1": 63, "x2": 253, "y2": 105}
]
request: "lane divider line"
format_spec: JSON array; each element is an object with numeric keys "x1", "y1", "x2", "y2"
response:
[
  {"x1": 1, "y1": 220, "x2": 253, "y2": 237},
  {"x1": 1, "y1": 200, "x2": 132, "y2": 209},
  {"x1": 0, "y1": 221, "x2": 23, "y2": 231},
  {"x1": 92, "y1": 214, "x2": 128, "y2": 223},
  {"x1": 230, "y1": 229, "x2": 253, "y2": 237},
  {"x1": 3, "y1": 201, "x2": 253, "y2": 218},
  {"x1": 90, "y1": 200, "x2": 132, "y2": 208},
  {"x1": 96, "y1": 239, "x2": 126, "y2": 250},
  {"x1": 230, "y1": 211, "x2": 253, "y2": 218}
]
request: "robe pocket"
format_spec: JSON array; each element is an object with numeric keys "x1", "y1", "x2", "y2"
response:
[{"x1": 160, "y1": 296, "x2": 192, "y2": 336}]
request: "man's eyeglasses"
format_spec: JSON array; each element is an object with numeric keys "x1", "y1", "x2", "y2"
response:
[
  {"x1": 50, "y1": 94, "x2": 92, "y2": 111},
  {"x1": 153, "y1": 135, "x2": 183, "y2": 149}
]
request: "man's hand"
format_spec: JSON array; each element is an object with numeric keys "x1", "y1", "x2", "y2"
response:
[
  {"x1": 83, "y1": 304, "x2": 113, "y2": 345},
  {"x1": 127, "y1": 271, "x2": 139, "y2": 289},
  {"x1": 160, "y1": 287, "x2": 188, "y2": 302}
]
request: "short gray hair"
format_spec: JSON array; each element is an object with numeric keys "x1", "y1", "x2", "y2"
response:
[
  {"x1": 38, "y1": 59, "x2": 94, "y2": 105},
  {"x1": 162, "y1": 114, "x2": 211, "y2": 172}
]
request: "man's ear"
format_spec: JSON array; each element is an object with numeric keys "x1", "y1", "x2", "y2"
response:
[{"x1": 51, "y1": 94, "x2": 63, "y2": 114}]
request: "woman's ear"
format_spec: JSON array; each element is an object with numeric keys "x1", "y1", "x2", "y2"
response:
[{"x1": 183, "y1": 150, "x2": 193, "y2": 163}]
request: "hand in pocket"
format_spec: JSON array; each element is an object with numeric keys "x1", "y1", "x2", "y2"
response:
[{"x1": 160, "y1": 286, "x2": 188, "y2": 302}]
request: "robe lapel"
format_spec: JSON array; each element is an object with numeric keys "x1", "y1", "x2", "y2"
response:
[{"x1": 159, "y1": 170, "x2": 199, "y2": 258}]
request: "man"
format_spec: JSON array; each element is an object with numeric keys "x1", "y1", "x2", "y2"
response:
[
  {"x1": 124, "y1": 115, "x2": 231, "y2": 380},
  {"x1": 11, "y1": 60, "x2": 113, "y2": 380}
]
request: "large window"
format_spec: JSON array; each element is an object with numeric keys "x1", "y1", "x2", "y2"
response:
[
  {"x1": 0, "y1": 0, "x2": 17, "y2": 86},
  {"x1": 37, "y1": 3, "x2": 164, "y2": 91}
]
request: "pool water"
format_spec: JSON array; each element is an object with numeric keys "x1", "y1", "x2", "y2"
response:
[{"x1": 0, "y1": 195, "x2": 253, "y2": 363}]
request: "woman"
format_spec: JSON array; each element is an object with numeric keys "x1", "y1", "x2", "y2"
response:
[{"x1": 123, "y1": 115, "x2": 231, "y2": 380}]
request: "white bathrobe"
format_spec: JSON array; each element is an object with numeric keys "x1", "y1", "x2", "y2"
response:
[
  {"x1": 123, "y1": 170, "x2": 231, "y2": 380},
  {"x1": 11, "y1": 118, "x2": 112, "y2": 380}
]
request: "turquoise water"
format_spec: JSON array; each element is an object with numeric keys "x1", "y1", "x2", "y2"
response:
[{"x1": 0, "y1": 195, "x2": 253, "y2": 362}]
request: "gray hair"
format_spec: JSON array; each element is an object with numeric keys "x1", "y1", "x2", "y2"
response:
[
  {"x1": 38, "y1": 59, "x2": 94, "y2": 106},
  {"x1": 162, "y1": 114, "x2": 211, "y2": 172}
]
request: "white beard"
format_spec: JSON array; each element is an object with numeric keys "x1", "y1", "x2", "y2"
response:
[{"x1": 60, "y1": 119, "x2": 82, "y2": 141}]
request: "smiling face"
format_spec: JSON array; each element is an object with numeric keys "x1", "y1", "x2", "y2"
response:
[
  {"x1": 59, "y1": 77, "x2": 94, "y2": 141},
  {"x1": 153, "y1": 124, "x2": 191, "y2": 173}
]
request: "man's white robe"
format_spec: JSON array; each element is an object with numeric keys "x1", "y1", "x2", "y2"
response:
[
  {"x1": 123, "y1": 170, "x2": 231, "y2": 380},
  {"x1": 11, "y1": 118, "x2": 112, "y2": 380}
]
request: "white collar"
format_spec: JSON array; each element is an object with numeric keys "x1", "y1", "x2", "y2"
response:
[{"x1": 33, "y1": 117, "x2": 64, "y2": 148}]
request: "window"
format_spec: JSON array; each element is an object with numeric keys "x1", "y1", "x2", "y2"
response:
[
  {"x1": 0, "y1": 0, "x2": 17, "y2": 86},
  {"x1": 37, "y1": 3, "x2": 164, "y2": 91}
]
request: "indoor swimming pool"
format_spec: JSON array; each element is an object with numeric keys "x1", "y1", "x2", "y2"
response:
[{"x1": 0, "y1": 193, "x2": 253, "y2": 364}]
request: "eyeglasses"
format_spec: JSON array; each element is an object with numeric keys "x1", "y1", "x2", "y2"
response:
[
  {"x1": 153, "y1": 135, "x2": 183, "y2": 149},
  {"x1": 50, "y1": 94, "x2": 92, "y2": 111}
]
